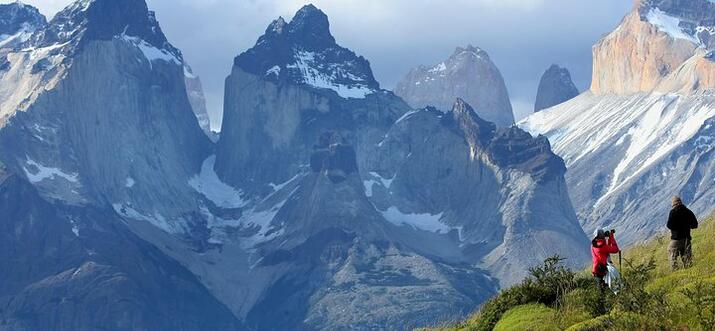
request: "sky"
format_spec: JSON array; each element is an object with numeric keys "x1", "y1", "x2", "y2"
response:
[{"x1": 16, "y1": 0, "x2": 633, "y2": 130}]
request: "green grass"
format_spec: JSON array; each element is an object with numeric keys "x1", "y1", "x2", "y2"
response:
[
  {"x1": 493, "y1": 304, "x2": 559, "y2": 331},
  {"x1": 430, "y1": 213, "x2": 715, "y2": 331}
]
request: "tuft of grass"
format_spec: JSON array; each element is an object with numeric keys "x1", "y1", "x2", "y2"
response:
[{"x1": 429, "y1": 213, "x2": 715, "y2": 331}]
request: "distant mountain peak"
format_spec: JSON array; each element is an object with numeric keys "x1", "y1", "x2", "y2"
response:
[
  {"x1": 287, "y1": 4, "x2": 334, "y2": 46},
  {"x1": 234, "y1": 4, "x2": 379, "y2": 99},
  {"x1": 267, "y1": 16, "x2": 287, "y2": 34},
  {"x1": 394, "y1": 45, "x2": 515, "y2": 126},
  {"x1": 534, "y1": 64, "x2": 579, "y2": 112},
  {"x1": 452, "y1": 44, "x2": 489, "y2": 59}
]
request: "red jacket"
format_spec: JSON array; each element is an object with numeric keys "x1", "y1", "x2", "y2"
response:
[{"x1": 591, "y1": 233, "x2": 620, "y2": 275}]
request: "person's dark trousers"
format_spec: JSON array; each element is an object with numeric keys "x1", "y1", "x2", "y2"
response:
[
  {"x1": 594, "y1": 275, "x2": 607, "y2": 314},
  {"x1": 668, "y1": 238, "x2": 693, "y2": 270}
]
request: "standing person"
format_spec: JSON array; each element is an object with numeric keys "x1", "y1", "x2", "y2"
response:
[
  {"x1": 591, "y1": 229, "x2": 620, "y2": 289},
  {"x1": 667, "y1": 196, "x2": 698, "y2": 270}
]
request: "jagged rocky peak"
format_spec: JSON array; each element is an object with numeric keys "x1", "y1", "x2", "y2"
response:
[
  {"x1": 447, "y1": 98, "x2": 565, "y2": 182},
  {"x1": 448, "y1": 98, "x2": 496, "y2": 147},
  {"x1": 0, "y1": 1, "x2": 46, "y2": 48},
  {"x1": 394, "y1": 44, "x2": 515, "y2": 127},
  {"x1": 0, "y1": 1, "x2": 46, "y2": 34},
  {"x1": 27, "y1": 0, "x2": 181, "y2": 60},
  {"x1": 233, "y1": 4, "x2": 379, "y2": 99},
  {"x1": 591, "y1": 0, "x2": 715, "y2": 94},
  {"x1": 534, "y1": 64, "x2": 579, "y2": 112}
]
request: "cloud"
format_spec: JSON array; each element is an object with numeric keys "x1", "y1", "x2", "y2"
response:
[{"x1": 9, "y1": 0, "x2": 632, "y2": 127}]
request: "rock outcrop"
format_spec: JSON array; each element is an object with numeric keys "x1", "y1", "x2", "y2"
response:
[
  {"x1": 394, "y1": 45, "x2": 515, "y2": 126},
  {"x1": 534, "y1": 64, "x2": 579, "y2": 112},
  {"x1": 183, "y1": 64, "x2": 213, "y2": 138},
  {"x1": 591, "y1": 0, "x2": 715, "y2": 94}
]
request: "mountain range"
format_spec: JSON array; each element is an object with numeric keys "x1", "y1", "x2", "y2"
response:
[{"x1": 2, "y1": 0, "x2": 710, "y2": 329}]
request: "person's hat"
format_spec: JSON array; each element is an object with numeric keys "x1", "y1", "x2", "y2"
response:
[
  {"x1": 593, "y1": 228, "x2": 606, "y2": 239},
  {"x1": 672, "y1": 196, "x2": 683, "y2": 207}
]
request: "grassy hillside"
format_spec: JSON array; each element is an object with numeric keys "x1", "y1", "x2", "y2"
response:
[{"x1": 432, "y1": 213, "x2": 715, "y2": 331}]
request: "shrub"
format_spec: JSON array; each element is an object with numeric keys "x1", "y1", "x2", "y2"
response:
[
  {"x1": 681, "y1": 281, "x2": 715, "y2": 330},
  {"x1": 472, "y1": 256, "x2": 579, "y2": 331}
]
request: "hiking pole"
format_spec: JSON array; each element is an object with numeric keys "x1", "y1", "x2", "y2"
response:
[{"x1": 619, "y1": 251, "x2": 622, "y2": 270}]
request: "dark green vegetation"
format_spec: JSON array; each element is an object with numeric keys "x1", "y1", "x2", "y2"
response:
[{"x1": 432, "y1": 213, "x2": 715, "y2": 330}]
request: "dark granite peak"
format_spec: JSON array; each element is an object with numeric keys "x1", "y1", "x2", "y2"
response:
[
  {"x1": 234, "y1": 4, "x2": 379, "y2": 96},
  {"x1": 0, "y1": 2, "x2": 46, "y2": 36},
  {"x1": 29, "y1": 0, "x2": 180, "y2": 60},
  {"x1": 534, "y1": 64, "x2": 579, "y2": 112}
]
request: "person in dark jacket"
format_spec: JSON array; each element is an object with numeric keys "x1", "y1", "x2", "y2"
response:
[{"x1": 667, "y1": 196, "x2": 698, "y2": 270}]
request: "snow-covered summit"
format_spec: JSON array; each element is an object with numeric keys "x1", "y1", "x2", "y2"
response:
[{"x1": 234, "y1": 4, "x2": 379, "y2": 99}]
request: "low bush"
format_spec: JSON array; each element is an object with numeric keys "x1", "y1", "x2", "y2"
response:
[{"x1": 472, "y1": 256, "x2": 580, "y2": 331}]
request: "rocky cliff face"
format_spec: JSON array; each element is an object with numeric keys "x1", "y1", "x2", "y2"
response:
[
  {"x1": 0, "y1": 1, "x2": 229, "y2": 328},
  {"x1": 591, "y1": 0, "x2": 715, "y2": 94},
  {"x1": 521, "y1": 0, "x2": 715, "y2": 244},
  {"x1": 394, "y1": 45, "x2": 515, "y2": 127},
  {"x1": 0, "y1": 2, "x2": 46, "y2": 48},
  {"x1": 0, "y1": 0, "x2": 211, "y2": 231},
  {"x1": 183, "y1": 64, "x2": 213, "y2": 139},
  {"x1": 534, "y1": 64, "x2": 579, "y2": 112}
]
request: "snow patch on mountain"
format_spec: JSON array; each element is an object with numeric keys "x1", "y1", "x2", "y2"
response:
[
  {"x1": 363, "y1": 172, "x2": 394, "y2": 197},
  {"x1": 119, "y1": 34, "x2": 181, "y2": 68},
  {"x1": 23, "y1": 157, "x2": 79, "y2": 183},
  {"x1": 189, "y1": 155, "x2": 247, "y2": 209},
  {"x1": 0, "y1": 23, "x2": 32, "y2": 48},
  {"x1": 286, "y1": 50, "x2": 374, "y2": 99},
  {"x1": 381, "y1": 206, "x2": 450, "y2": 234},
  {"x1": 113, "y1": 203, "x2": 180, "y2": 234},
  {"x1": 268, "y1": 173, "x2": 301, "y2": 192},
  {"x1": 645, "y1": 8, "x2": 699, "y2": 43}
]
